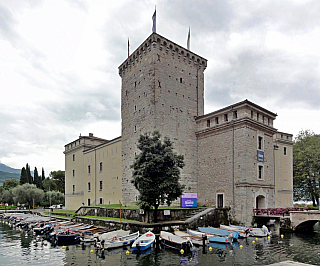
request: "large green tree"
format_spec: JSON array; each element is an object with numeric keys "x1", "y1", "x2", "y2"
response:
[
  {"x1": 20, "y1": 167, "x2": 28, "y2": 185},
  {"x1": 49, "y1": 171, "x2": 65, "y2": 193},
  {"x1": 131, "y1": 131, "x2": 185, "y2": 223},
  {"x1": 33, "y1": 167, "x2": 43, "y2": 188},
  {"x1": 26, "y1": 163, "x2": 33, "y2": 184},
  {"x1": 293, "y1": 130, "x2": 320, "y2": 206},
  {"x1": 12, "y1": 183, "x2": 44, "y2": 208},
  {"x1": 0, "y1": 179, "x2": 20, "y2": 203},
  {"x1": 41, "y1": 191, "x2": 65, "y2": 207},
  {"x1": 42, "y1": 178, "x2": 58, "y2": 192}
]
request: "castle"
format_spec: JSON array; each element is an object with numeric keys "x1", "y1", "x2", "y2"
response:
[{"x1": 64, "y1": 32, "x2": 293, "y2": 225}]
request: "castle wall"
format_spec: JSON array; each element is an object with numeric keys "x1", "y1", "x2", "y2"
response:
[
  {"x1": 119, "y1": 33, "x2": 207, "y2": 205},
  {"x1": 197, "y1": 102, "x2": 277, "y2": 225}
]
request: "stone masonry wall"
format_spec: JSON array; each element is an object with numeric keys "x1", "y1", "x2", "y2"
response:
[{"x1": 119, "y1": 33, "x2": 207, "y2": 206}]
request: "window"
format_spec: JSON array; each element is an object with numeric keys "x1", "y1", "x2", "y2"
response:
[
  {"x1": 268, "y1": 118, "x2": 271, "y2": 125},
  {"x1": 72, "y1": 185, "x2": 75, "y2": 194},
  {"x1": 233, "y1": 111, "x2": 237, "y2": 119},
  {"x1": 134, "y1": 126, "x2": 136, "y2": 132},
  {"x1": 88, "y1": 165, "x2": 91, "y2": 174},
  {"x1": 258, "y1": 136, "x2": 263, "y2": 150},
  {"x1": 99, "y1": 181, "x2": 103, "y2": 191},
  {"x1": 88, "y1": 199, "x2": 91, "y2": 206},
  {"x1": 257, "y1": 113, "x2": 260, "y2": 121},
  {"x1": 215, "y1": 117, "x2": 219, "y2": 124},
  {"x1": 207, "y1": 119, "x2": 210, "y2": 128},
  {"x1": 72, "y1": 154, "x2": 75, "y2": 161},
  {"x1": 180, "y1": 77, "x2": 182, "y2": 83},
  {"x1": 258, "y1": 165, "x2": 263, "y2": 179},
  {"x1": 224, "y1": 114, "x2": 228, "y2": 122},
  {"x1": 99, "y1": 198, "x2": 103, "y2": 205},
  {"x1": 251, "y1": 110, "x2": 253, "y2": 119},
  {"x1": 284, "y1": 147, "x2": 287, "y2": 156},
  {"x1": 99, "y1": 162, "x2": 103, "y2": 172},
  {"x1": 88, "y1": 182, "x2": 91, "y2": 191},
  {"x1": 72, "y1": 169, "x2": 75, "y2": 177},
  {"x1": 217, "y1": 194, "x2": 224, "y2": 208}
]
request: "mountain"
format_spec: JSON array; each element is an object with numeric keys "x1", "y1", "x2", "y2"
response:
[
  {"x1": 0, "y1": 163, "x2": 21, "y2": 174},
  {"x1": 0, "y1": 171, "x2": 20, "y2": 186}
]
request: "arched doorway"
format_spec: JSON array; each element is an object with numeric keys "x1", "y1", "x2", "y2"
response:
[{"x1": 256, "y1": 195, "x2": 266, "y2": 209}]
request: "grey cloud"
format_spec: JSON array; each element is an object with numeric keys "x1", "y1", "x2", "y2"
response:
[{"x1": 205, "y1": 48, "x2": 320, "y2": 109}]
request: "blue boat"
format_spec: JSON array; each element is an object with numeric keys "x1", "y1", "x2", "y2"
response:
[
  {"x1": 187, "y1": 229, "x2": 232, "y2": 244},
  {"x1": 198, "y1": 227, "x2": 240, "y2": 241},
  {"x1": 131, "y1": 231, "x2": 155, "y2": 251}
]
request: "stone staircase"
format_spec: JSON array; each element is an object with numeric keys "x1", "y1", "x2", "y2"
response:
[{"x1": 183, "y1": 208, "x2": 211, "y2": 221}]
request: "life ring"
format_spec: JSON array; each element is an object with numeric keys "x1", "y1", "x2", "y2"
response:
[
  {"x1": 205, "y1": 232, "x2": 210, "y2": 235},
  {"x1": 146, "y1": 234, "x2": 152, "y2": 237},
  {"x1": 112, "y1": 236, "x2": 118, "y2": 241}
]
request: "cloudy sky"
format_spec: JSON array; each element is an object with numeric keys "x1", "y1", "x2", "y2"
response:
[{"x1": 1, "y1": 0, "x2": 320, "y2": 174}]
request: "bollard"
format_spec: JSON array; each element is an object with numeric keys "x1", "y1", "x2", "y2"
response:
[{"x1": 155, "y1": 234, "x2": 160, "y2": 250}]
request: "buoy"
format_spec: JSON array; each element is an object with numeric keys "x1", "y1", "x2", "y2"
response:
[
  {"x1": 255, "y1": 238, "x2": 258, "y2": 241},
  {"x1": 281, "y1": 234, "x2": 284, "y2": 238},
  {"x1": 126, "y1": 250, "x2": 130, "y2": 255},
  {"x1": 252, "y1": 240, "x2": 255, "y2": 244},
  {"x1": 240, "y1": 245, "x2": 243, "y2": 249},
  {"x1": 209, "y1": 246, "x2": 212, "y2": 251},
  {"x1": 20, "y1": 229, "x2": 22, "y2": 232},
  {"x1": 180, "y1": 249, "x2": 184, "y2": 255},
  {"x1": 62, "y1": 246, "x2": 66, "y2": 249},
  {"x1": 90, "y1": 249, "x2": 94, "y2": 253},
  {"x1": 268, "y1": 236, "x2": 271, "y2": 239}
]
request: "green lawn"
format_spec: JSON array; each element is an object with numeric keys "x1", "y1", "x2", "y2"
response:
[{"x1": 85, "y1": 215, "x2": 138, "y2": 223}]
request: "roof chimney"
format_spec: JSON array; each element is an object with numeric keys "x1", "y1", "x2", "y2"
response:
[{"x1": 89, "y1": 133, "x2": 93, "y2": 137}]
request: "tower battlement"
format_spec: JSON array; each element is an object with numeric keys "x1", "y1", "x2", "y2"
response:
[{"x1": 119, "y1": 33, "x2": 207, "y2": 77}]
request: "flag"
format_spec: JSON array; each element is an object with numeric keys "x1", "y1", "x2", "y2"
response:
[
  {"x1": 152, "y1": 9, "x2": 156, "y2": 33},
  {"x1": 128, "y1": 37, "x2": 130, "y2": 57},
  {"x1": 187, "y1": 27, "x2": 190, "y2": 50}
]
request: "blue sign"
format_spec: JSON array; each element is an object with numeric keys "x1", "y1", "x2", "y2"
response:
[
  {"x1": 257, "y1": 150, "x2": 264, "y2": 162},
  {"x1": 181, "y1": 193, "x2": 197, "y2": 207}
]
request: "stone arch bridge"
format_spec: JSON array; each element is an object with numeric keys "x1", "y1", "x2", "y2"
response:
[{"x1": 290, "y1": 211, "x2": 320, "y2": 231}]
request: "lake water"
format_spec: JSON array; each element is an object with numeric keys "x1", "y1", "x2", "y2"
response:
[{"x1": 1, "y1": 221, "x2": 320, "y2": 266}]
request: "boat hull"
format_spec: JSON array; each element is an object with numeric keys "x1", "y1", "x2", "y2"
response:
[{"x1": 132, "y1": 231, "x2": 155, "y2": 251}]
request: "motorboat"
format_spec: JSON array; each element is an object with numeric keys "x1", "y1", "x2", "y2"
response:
[{"x1": 131, "y1": 231, "x2": 155, "y2": 251}]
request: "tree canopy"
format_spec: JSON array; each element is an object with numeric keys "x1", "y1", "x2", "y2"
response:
[
  {"x1": 131, "y1": 131, "x2": 185, "y2": 222},
  {"x1": 293, "y1": 130, "x2": 320, "y2": 206},
  {"x1": 12, "y1": 183, "x2": 44, "y2": 207},
  {"x1": 49, "y1": 171, "x2": 65, "y2": 193}
]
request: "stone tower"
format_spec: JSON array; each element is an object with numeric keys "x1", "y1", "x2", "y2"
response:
[{"x1": 118, "y1": 33, "x2": 207, "y2": 205}]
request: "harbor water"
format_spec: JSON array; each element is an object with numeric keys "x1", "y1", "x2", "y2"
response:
[{"x1": 1, "y1": 222, "x2": 320, "y2": 266}]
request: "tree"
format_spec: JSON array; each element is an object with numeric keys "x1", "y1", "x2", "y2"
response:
[
  {"x1": 12, "y1": 183, "x2": 44, "y2": 208},
  {"x1": 49, "y1": 171, "x2": 65, "y2": 193},
  {"x1": 41, "y1": 191, "x2": 65, "y2": 207},
  {"x1": 0, "y1": 178, "x2": 20, "y2": 195},
  {"x1": 41, "y1": 167, "x2": 45, "y2": 181},
  {"x1": 131, "y1": 131, "x2": 185, "y2": 223},
  {"x1": 293, "y1": 130, "x2": 320, "y2": 206},
  {"x1": 42, "y1": 178, "x2": 57, "y2": 192},
  {"x1": 26, "y1": 163, "x2": 33, "y2": 184},
  {"x1": 2, "y1": 189, "x2": 14, "y2": 205},
  {"x1": 33, "y1": 167, "x2": 41, "y2": 188},
  {"x1": 20, "y1": 167, "x2": 28, "y2": 185}
]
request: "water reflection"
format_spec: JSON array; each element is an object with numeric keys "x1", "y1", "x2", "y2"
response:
[{"x1": 1, "y1": 222, "x2": 320, "y2": 266}]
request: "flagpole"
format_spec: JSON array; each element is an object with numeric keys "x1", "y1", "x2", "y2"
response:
[
  {"x1": 187, "y1": 26, "x2": 190, "y2": 50},
  {"x1": 128, "y1": 37, "x2": 130, "y2": 57},
  {"x1": 152, "y1": 6, "x2": 156, "y2": 33}
]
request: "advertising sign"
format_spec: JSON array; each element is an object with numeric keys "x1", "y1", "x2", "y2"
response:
[
  {"x1": 257, "y1": 150, "x2": 264, "y2": 162},
  {"x1": 181, "y1": 193, "x2": 197, "y2": 207}
]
